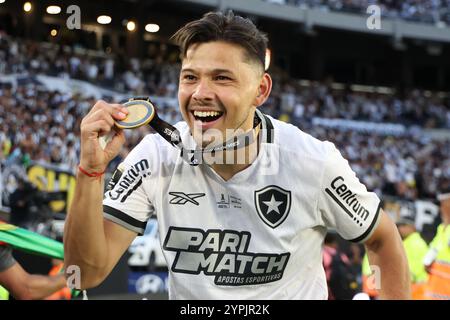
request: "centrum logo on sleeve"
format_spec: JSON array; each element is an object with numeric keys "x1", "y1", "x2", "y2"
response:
[
  {"x1": 325, "y1": 176, "x2": 370, "y2": 226},
  {"x1": 163, "y1": 227, "x2": 290, "y2": 286},
  {"x1": 108, "y1": 159, "x2": 151, "y2": 202}
]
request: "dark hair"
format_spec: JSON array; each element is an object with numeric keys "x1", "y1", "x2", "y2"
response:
[{"x1": 172, "y1": 11, "x2": 268, "y2": 70}]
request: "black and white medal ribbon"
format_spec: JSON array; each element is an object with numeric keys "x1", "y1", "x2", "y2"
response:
[{"x1": 115, "y1": 97, "x2": 261, "y2": 166}]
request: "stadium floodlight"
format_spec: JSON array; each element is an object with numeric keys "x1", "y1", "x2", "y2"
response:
[
  {"x1": 145, "y1": 23, "x2": 160, "y2": 33},
  {"x1": 46, "y1": 5, "x2": 61, "y2": 15},
  {"x1": 97, "y1": 15, "x2": 112, "y2": 25},
  {"x1": 127, "y1": 21, "x2": 136, "y2": 32},
  {"x1": 23, "y1": 2, "x2": 32, "y2": 13}
]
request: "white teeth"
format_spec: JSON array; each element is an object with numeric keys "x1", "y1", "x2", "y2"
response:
[{"x1": 193, "y1": 110, "x2": 222, "y2": 118}]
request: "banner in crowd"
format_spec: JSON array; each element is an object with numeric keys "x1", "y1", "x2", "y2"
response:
[
  {"x1": 383, "y1": 196, "x2": 440, "y2": 243},
  {"x1": 26, "y1": 162, "x2": 76, "y2": 213},
  {"x1": 312, "y1": 117, "x2": 406, "y2": 135}
]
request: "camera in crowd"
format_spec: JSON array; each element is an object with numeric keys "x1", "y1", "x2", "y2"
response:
[{"x1": 8, "y1": 176, "x2": 66, "y2": 235}]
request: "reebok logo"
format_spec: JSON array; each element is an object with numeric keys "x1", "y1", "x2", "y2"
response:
[{"x1": 169, "y1": 192, "x2": 205, "y2": 206}]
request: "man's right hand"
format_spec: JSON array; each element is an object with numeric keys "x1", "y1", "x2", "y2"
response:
[{"x1": 79, "y1": 100, "x2": 129, "y2": 173}]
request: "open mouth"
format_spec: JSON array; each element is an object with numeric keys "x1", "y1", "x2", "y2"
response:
[{"x1": 192, "y1": 110, "x2": 224, "y2": 123}]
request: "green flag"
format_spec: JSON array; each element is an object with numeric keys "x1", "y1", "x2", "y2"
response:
[
  {"x1": 0, "y1": 222, "x2": 64, "y2": 260},
  {"x1": 0, "y1": 221, "x2": 82, "y2": 298}
]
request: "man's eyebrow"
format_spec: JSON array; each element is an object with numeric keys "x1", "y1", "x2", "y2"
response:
[
  {"x1": 180, "y1": 68, "x2": 196, "y2": 74},
  {"x1": 210, "y1": 68, "x2": 234, "y2": 75},
  {"x1": 180, "y1": 68, "x2": 235, "y2": 75}
]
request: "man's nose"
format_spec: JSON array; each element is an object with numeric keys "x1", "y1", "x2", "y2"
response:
[{"x1": 192, "y1": 79, "x2": 214, "y2": 101}]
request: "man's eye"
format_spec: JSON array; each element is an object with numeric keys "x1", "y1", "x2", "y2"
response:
[
  {"x1": 215, "y1": 75, "x2": 231, "y2": 81},
  {"x1": 183, "y1": 75, "x2": 196, "y2": 81}
]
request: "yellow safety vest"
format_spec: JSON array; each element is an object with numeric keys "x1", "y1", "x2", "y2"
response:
[
  {"x1": 424, "y1": 224, "x2": 450, "y2": 300},
  {"x1": 0, "y1": 285, "x2": 9, "y2": 300},
  {"x1": 403, "y1": 232, "x2": 429, "y2": 284},
  {"x1": 429, "y1": 224, "x2": 450, "y2": 262}
]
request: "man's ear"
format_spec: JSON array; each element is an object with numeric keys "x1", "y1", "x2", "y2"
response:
[{"x1": 254, "y1": 73, "x2": 272, "y2": 107}]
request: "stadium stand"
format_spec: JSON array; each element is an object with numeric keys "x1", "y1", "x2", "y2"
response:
[
  {"x1": 1, "y1": 35, "x2": 449, "y2": 202},
  {"x1": 266, "y1": 0, "x2": 450, "y2": 24}
]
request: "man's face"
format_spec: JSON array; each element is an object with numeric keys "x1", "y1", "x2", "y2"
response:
[{"x1": 178, "y1": 41, "x2": 263, "y2": 147}]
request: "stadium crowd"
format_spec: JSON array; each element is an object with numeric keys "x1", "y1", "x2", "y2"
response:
[
  {"x1": 0, "y1": 84, "x2": 179, "y2": 173},
  {"x1": 266, "y1": 0, "x2": 450, "y2": 25},
  {"x1": 0, "y1": 34, "x2": 180, "y2": 98},
  {"x1": 1, "y1": 35, "x2": 449, "y2": 129},
  {"x1": 1, "y1": 79, "x2": 449, "y2": 201},
  {"x1": 267, "y1": 75, "x2": 450, "y2": 129},
  {"x1": 1, "y1": 34, "x2": 450, "y2": 203}
]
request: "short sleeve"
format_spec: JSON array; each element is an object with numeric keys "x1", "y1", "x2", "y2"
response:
[
  {"x1": 103, "y1": 135, "x2": 158, "y2": 235},
  {"x1": 318, "y1": 143, "x2": 381, "y2": 243},
  {"x1": 0, "y1": 245, "x2": 16, "y2": 272}
]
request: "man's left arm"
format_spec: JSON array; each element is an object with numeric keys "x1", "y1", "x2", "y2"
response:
[
  {"x1": 364, "y1": 209, "x2": 411, "y2": 299},
  {"x1": 318, "y1": 143, "x2": 411, "y2": 299}
]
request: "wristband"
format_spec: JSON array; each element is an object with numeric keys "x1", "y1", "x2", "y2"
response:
[{"x1": 78, "y1": 165, "x2": 105, "y2": 178}]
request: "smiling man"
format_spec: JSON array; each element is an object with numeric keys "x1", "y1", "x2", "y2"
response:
[{"x1": 64, "y1": 11, "x2": 410, "y2": 299}]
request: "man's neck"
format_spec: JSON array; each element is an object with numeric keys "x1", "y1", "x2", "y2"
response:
[{"x1": 209, "y1": 124, "x2": 261, "y2": 181}]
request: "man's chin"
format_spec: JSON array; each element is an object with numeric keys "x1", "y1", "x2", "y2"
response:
[
  {"x1": 191, "y1": 126, "x2": 225, "y2": 148},
  {"x1": 194, "y1": 137, "x2": 223, "y2": 149}
]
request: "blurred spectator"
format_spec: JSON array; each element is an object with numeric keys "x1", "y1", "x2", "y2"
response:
[
  {"x1": 323, "y1": 233, "x2": 360, "y2": 300},
  {"x1": 423, "y1": 182, "x2": 450, "y2": 299},
  {"x1": 0, "y1": 244, "x2": 67, "y2": 300},
  {"x1": 8, "y1": 178, "x2": 33, "y2": 228},
  {"x1": 44, "y1": 259, "x2": 71, "y2": 300},
  {"x1": 396, "y1": 214, "x2": 429, "y2": 299}
]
